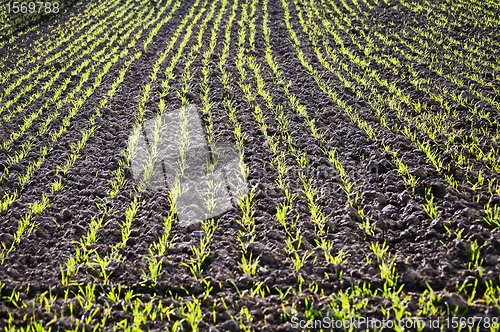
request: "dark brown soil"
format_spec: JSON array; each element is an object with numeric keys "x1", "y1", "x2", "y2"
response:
[{"x1": 1, "y1": 0, "x2": 499, "y2": 331}]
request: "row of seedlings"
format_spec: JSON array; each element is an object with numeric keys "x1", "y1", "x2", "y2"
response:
[
  {"x1": 314, "y1": 0, "x2": 500, "y2": 230},
  {"x1": 58, "y1": 0, "x2": 189, "y2": 285},
  {"x1": 0, "y1": 0, "x2": 170, "y2": 264},
  {"x1": 109, "y1": 1, "x2": 220, "y2": 330},
  {"x1": 6, "y1": 1, "x2": 184, "y2": 329},
  {"x1": 88, "y1": 0, "x2": 204, "y2": 276},
  {"x1": 57, "y1": 2, "x2": 212, "y2": 330},
  {"x1": 0, "y1": 0, "x2": 154, "y2": 218},
  {"x1": 0, "y1": 0, "x2": 126, "y2": 101},
  {"x1": 261, "y1": 0, "x2": 405, "y2": 323},
  {"x1": 275, "y1": 0, "x2": 442, "y2": 325},
  {"x1": 0, "y1": 4, "x2": 142, "y2": 138},
  {"x1": 0, "y1": 1, "x2": 145, "y2": 156},
  {"x1": 303, "y1": 0, "x2": 497, "y2": 219},
  {"x1": 289, "y1": 0, "x2": 500, "y2": 322},
  {"x1": 0, "y1": 0, "x2": 143, "y2": 129},
  {"x1": 0, "y1": 0, "x2": 103, "y2": 54},
  {"x1": 279, "y1": 0, "x2": 396, "y2": 234},
  {"x1": 233, "y1": 1, "x2": 354, "y2": 327},
  {"x1": 0, "y1": 0, "x2": 124, "y2": 80},
  {"x1": 209, "y1": 1, "x2": 272, "y2": 328}
]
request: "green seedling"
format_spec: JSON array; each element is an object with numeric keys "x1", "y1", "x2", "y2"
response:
[{"x1": 423, "y1": 188, "x2": 438, "y2": 219}]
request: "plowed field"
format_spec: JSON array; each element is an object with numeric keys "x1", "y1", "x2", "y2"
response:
[{"x1": 1, "y1": 0, "x2": 500, "y2": 330}]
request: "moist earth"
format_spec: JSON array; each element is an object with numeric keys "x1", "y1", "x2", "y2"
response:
[{"x1": 0, "y1": 0, "x2": 500, "y2": 331}]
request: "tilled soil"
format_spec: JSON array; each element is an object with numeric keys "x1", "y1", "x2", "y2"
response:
[{"x1": 1, "y1": 0, "x2": 500, "y2": 331}]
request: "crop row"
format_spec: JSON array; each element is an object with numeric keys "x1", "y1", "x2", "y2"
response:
[
  {"x1": 0, "y1": 0, "x2": 180, "y2": 262},
  {"x1": 1, "y1": 0, "x2": 499, "y2": 330}
]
